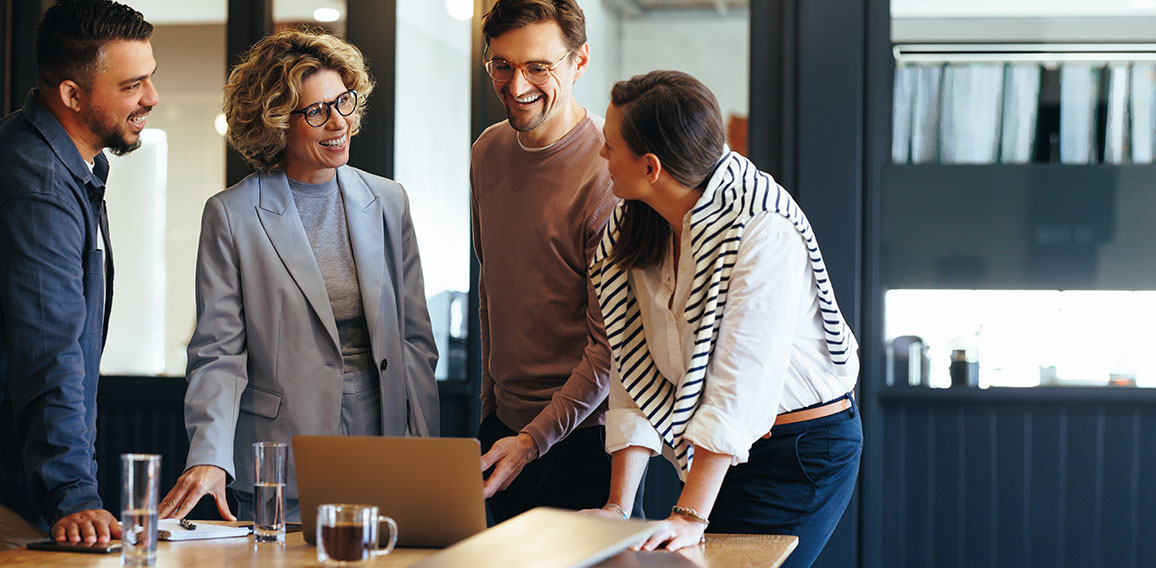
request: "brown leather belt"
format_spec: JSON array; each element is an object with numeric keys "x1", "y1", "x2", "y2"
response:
[{"x1": 762, "y1": 397, "x2": 852, "y2": 438}]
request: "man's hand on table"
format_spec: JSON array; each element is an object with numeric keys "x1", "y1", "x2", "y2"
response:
[
  {"x1": 52, "y1": 509, "x2": 121, "y2": 544},
  {"x1": 480, "y1": 432, "x2": 539, "y2": 499}
]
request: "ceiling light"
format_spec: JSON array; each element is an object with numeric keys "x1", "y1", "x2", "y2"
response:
[
  {"x1": 445, "y1": 0, "x2": 473, "y2": 21},
  {"x1": 313, "y1": 8, "x2": 341, "y2": 22}
]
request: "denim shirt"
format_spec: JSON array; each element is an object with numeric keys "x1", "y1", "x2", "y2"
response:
[{"x1": 0, "y1": 90, "x2": 113, "y2": 531}]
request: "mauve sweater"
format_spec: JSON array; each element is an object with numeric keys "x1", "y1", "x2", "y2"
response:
[{"x1": 469, "y1": 113, "x2": 617, "y2": 456}]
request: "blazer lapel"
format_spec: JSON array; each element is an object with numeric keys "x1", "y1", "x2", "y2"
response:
[
  {"x1": 255, "y1": 171, "x2": 341, "y2": 351},
  {"x1": 337, "y1": 167, "x2": 385, "y2": 344}
]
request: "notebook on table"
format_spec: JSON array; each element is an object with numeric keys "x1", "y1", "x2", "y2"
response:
[
  {"x1": 157, "y1": 519, "x2": 250, "y2": 541},
  {"x1": 292, "y1": 436, "x2": 487, "y2": 548}
]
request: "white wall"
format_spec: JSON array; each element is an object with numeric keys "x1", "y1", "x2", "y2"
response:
[
  {"x1": 618, "y1": 15, "x2": 749, "y2": 123},
  {"x1": 103, "y1": 130, "x2": 167, "y2": 375},
  {"x1": 574, "y1": 0, "x2": 620, "y2": 119},
  {"x1": 395, "y1": 0, "x2": 473, "y2": 378},
  {"x1": 581, "y1": 2, "x2": 749, "y2": 122},
  {"x1": 98, "y1": 20, "x2": 227, "y2": 376},
  {"x1": 394, "y1": 0, "x2": 472, "y2": 300}
]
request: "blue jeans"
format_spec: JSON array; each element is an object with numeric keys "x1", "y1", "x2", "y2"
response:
[{"x1": 708, "y1": 395, "x2": 862, "y2": 568}]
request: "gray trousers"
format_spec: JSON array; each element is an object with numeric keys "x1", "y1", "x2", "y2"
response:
[
  {"x1": 0, "y1": 503, "x2": 47, "y2": 551},
  {"x1": 236, "y1": 368, "x2": 383, "y2": 523}
]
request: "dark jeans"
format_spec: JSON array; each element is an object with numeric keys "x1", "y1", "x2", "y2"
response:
[
  {"x1": 709, "y1": 395, "x2": 862, "y2": 568},
  {"x1": 478, "y1": 414, "x2": 645, "y2": 524}
]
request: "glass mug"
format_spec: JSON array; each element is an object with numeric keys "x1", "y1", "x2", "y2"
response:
[{"x1": 316, "y1": 504, "x2": 398, "y2": 565}]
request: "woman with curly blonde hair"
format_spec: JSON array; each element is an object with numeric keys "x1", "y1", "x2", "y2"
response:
[{"x1": 158, "y1": 28, "x2": 440, "y2": 523}]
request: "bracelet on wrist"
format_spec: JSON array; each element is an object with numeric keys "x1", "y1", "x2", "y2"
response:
[
  {"x1": 671, "y1": 505, "x2": 709, "y2": 527},
  {"x1": 604, "y1": 502, "x2": 628, "y2": 520}
]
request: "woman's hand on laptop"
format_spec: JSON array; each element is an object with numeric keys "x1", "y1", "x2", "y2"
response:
[
  {"x1": 480, "y1": 433, "x2": 539, "y2": 498},
  {"x1": 159, "y1": 465, "x2": 236, "y2": 521}
]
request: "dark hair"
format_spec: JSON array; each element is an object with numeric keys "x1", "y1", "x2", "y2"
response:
[
  {"x1": 36, "y1": 0, "x2": 153, "y2": 89},
  {"x1": 481, "y1": 0, "x2": 587, "y2": 55},
  {"x1": 608, "y1": 70, "x2": 726, "y2": 270}
]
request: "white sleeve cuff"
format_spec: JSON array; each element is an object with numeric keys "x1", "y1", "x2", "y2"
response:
[
  {"x1": 605, "y1": 408, "x2": 663, "y2": 456},
  {"x1": 683, "y1": 406, "x2": 758, "y2": 465}
]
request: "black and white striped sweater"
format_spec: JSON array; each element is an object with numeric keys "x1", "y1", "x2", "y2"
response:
[{"x1": 589, "y1": 149, "x2": 853, "y2": 473}]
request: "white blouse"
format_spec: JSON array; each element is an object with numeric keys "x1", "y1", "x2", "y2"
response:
[{"x1": 604, "y1": 210, "x2": 859, "y2": 468}]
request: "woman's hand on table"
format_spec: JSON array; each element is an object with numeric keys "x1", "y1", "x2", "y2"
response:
[
  {"x1": 576, "y1": 505, "x2": 629, "y2": 521},
  {"x1": 636, "y1": 514, "x2": 706, "y2": 552},
  {"x1": 158, "y1": 465, "x2": 235, "y2": 521}
]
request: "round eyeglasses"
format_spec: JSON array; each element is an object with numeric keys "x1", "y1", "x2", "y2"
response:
[
  {"x1": 484, "y1": 49, "x2": 574, "y2": 85},
  {"x1": 290, "y1": 89, "x2": 357, "y2": 127}
]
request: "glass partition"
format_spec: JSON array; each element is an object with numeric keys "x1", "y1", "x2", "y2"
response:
[
  {"x1": 102, "y1": 2, "x2": 228, "y2": 376},
  {"x1": 395, "y1": 0, "x2": 472, "y2": 380},
  {"x1": 884, "y1": 0, "x2": 1156, "y2": 389},
  {"x1": 582, "y1": 0, "x2": 750, "y2": 153},
  {"x1": 885, "y1": 289, "x2": 1155, "y2": 388}
]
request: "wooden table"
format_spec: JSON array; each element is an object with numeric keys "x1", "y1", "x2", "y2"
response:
[{"x1": 0, "y1": 531, "x2": 796, "y2": 567}]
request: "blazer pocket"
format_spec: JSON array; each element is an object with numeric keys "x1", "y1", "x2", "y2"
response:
[{"x1": 239, "y1": 384, "x2": 283, "y2": 419}]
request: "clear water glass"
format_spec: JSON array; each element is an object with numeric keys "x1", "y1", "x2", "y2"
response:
[
  {"x1": 252, "y1": 442, "x2": 288, "y2": 543},
  {"x1": 121, "y1": 454, "x2": 161, "y2": 566}
]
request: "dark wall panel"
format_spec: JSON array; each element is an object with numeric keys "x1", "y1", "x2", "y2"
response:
[
  {"x1": 1138, "y1": 410, "x2": 1156, "y2": 567},
  {"x1": 1100, "y1": 412, "x2": 1138, "y2": 567},
  {"x1": 1030, "y1": 409, "x2": 1062, "y2": 568},
  {"x1": 346, "y1": 0, "x2": 396, "y2": 180},
  {"x1": 794, "y1": 0, "x2": 864, "y2": 332},
  {"x1": 961, "y1": 407, "x2": 997, "y2": 568},
  {"x1": 1064, "y1": 409, "x2": 1097, "y2": 567},
  {"x1": 880, "y1": 397, "x2": 1156, "y2": 567},
  {"x1": 993, "y1": 411, "x2": 1029, "y2": 568},
  {"x1": 95, "y1": 377, "x2": 189, "y2": 516}
]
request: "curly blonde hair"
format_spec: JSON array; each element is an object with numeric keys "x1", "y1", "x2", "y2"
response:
[{"x1": 224, "y1": 27, "x2": 375, "y2": 172}]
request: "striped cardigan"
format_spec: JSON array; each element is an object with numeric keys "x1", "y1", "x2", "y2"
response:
[{"x1": 589, "y1": 149, "x2": 853, "y2": 473}]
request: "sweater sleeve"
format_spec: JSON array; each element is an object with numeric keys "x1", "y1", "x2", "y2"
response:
[{"x1": 519, "y1": 185, "x2": 617, "y2": 456}]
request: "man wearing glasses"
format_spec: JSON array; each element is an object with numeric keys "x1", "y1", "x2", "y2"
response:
[
  {"x1": 471, "y1": 0, "x2": 627, "y2": 523},
  {"x1": 159, "y1": 28, "x2": 439, "y2": 523}
]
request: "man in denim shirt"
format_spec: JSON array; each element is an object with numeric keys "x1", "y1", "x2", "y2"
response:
[{"x1": 0, "y1": 0, "x2": 157, "y2": 550}]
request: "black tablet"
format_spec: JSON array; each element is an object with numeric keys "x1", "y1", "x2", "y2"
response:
[{"x1": 26, "y1": 540, "x2": 120, "y2": 554}]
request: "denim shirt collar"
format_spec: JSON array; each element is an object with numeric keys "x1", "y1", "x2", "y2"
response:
[{"x1": 20, "y1": 89, "x2": 110, "y2": 201}]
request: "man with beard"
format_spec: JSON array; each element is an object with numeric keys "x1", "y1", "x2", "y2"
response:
[
  {"x1": 471, "y1": 0, "x2": 630, "y2": 523},
  {"x1": 0, "y1": 0, "x2": 157, "y2": 550}
]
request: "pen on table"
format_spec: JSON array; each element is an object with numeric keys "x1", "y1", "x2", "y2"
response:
[{"x1": 179, "y1": 519, "x2": 197, "y2": 531}]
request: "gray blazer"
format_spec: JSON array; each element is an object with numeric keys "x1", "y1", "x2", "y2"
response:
[{"x1": 183, "y1": 166, "x2": 439, "y2": 498}]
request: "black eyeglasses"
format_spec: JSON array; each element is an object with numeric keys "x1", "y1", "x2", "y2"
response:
[
  {"x1": 484, "y1": 49, "x2": 574, "y2": 85},
  {"x1": 290, "y1": 89, "x2": 358, "y2": 127}
]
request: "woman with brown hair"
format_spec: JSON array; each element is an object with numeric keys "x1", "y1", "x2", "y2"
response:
[{"x1": 585, "y1": 70, "x2": 861, "y2": 567}]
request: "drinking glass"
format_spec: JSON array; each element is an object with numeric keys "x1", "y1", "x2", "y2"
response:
[
  {"x1": 252, "y1": 442, "x2": 288, "y2": 543},
  {"x1": 316, "y1": 503, "x2": 397, "y2": 565},
  {"x1": 121, "y1": 454, "x2": 161, "y2": 566}
]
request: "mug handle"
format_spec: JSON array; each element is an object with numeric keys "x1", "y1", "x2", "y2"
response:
[{"x1": 373, "y1": 515, "x2": 398, "y2": 556}]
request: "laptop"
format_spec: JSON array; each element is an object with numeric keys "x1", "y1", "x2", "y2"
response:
[
  {"x1": 413, "y1": 507, "x2": 660, "y2": 568},
  {"x1": 293, "y1": 436, "x2": 487, "y2": 548}
]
